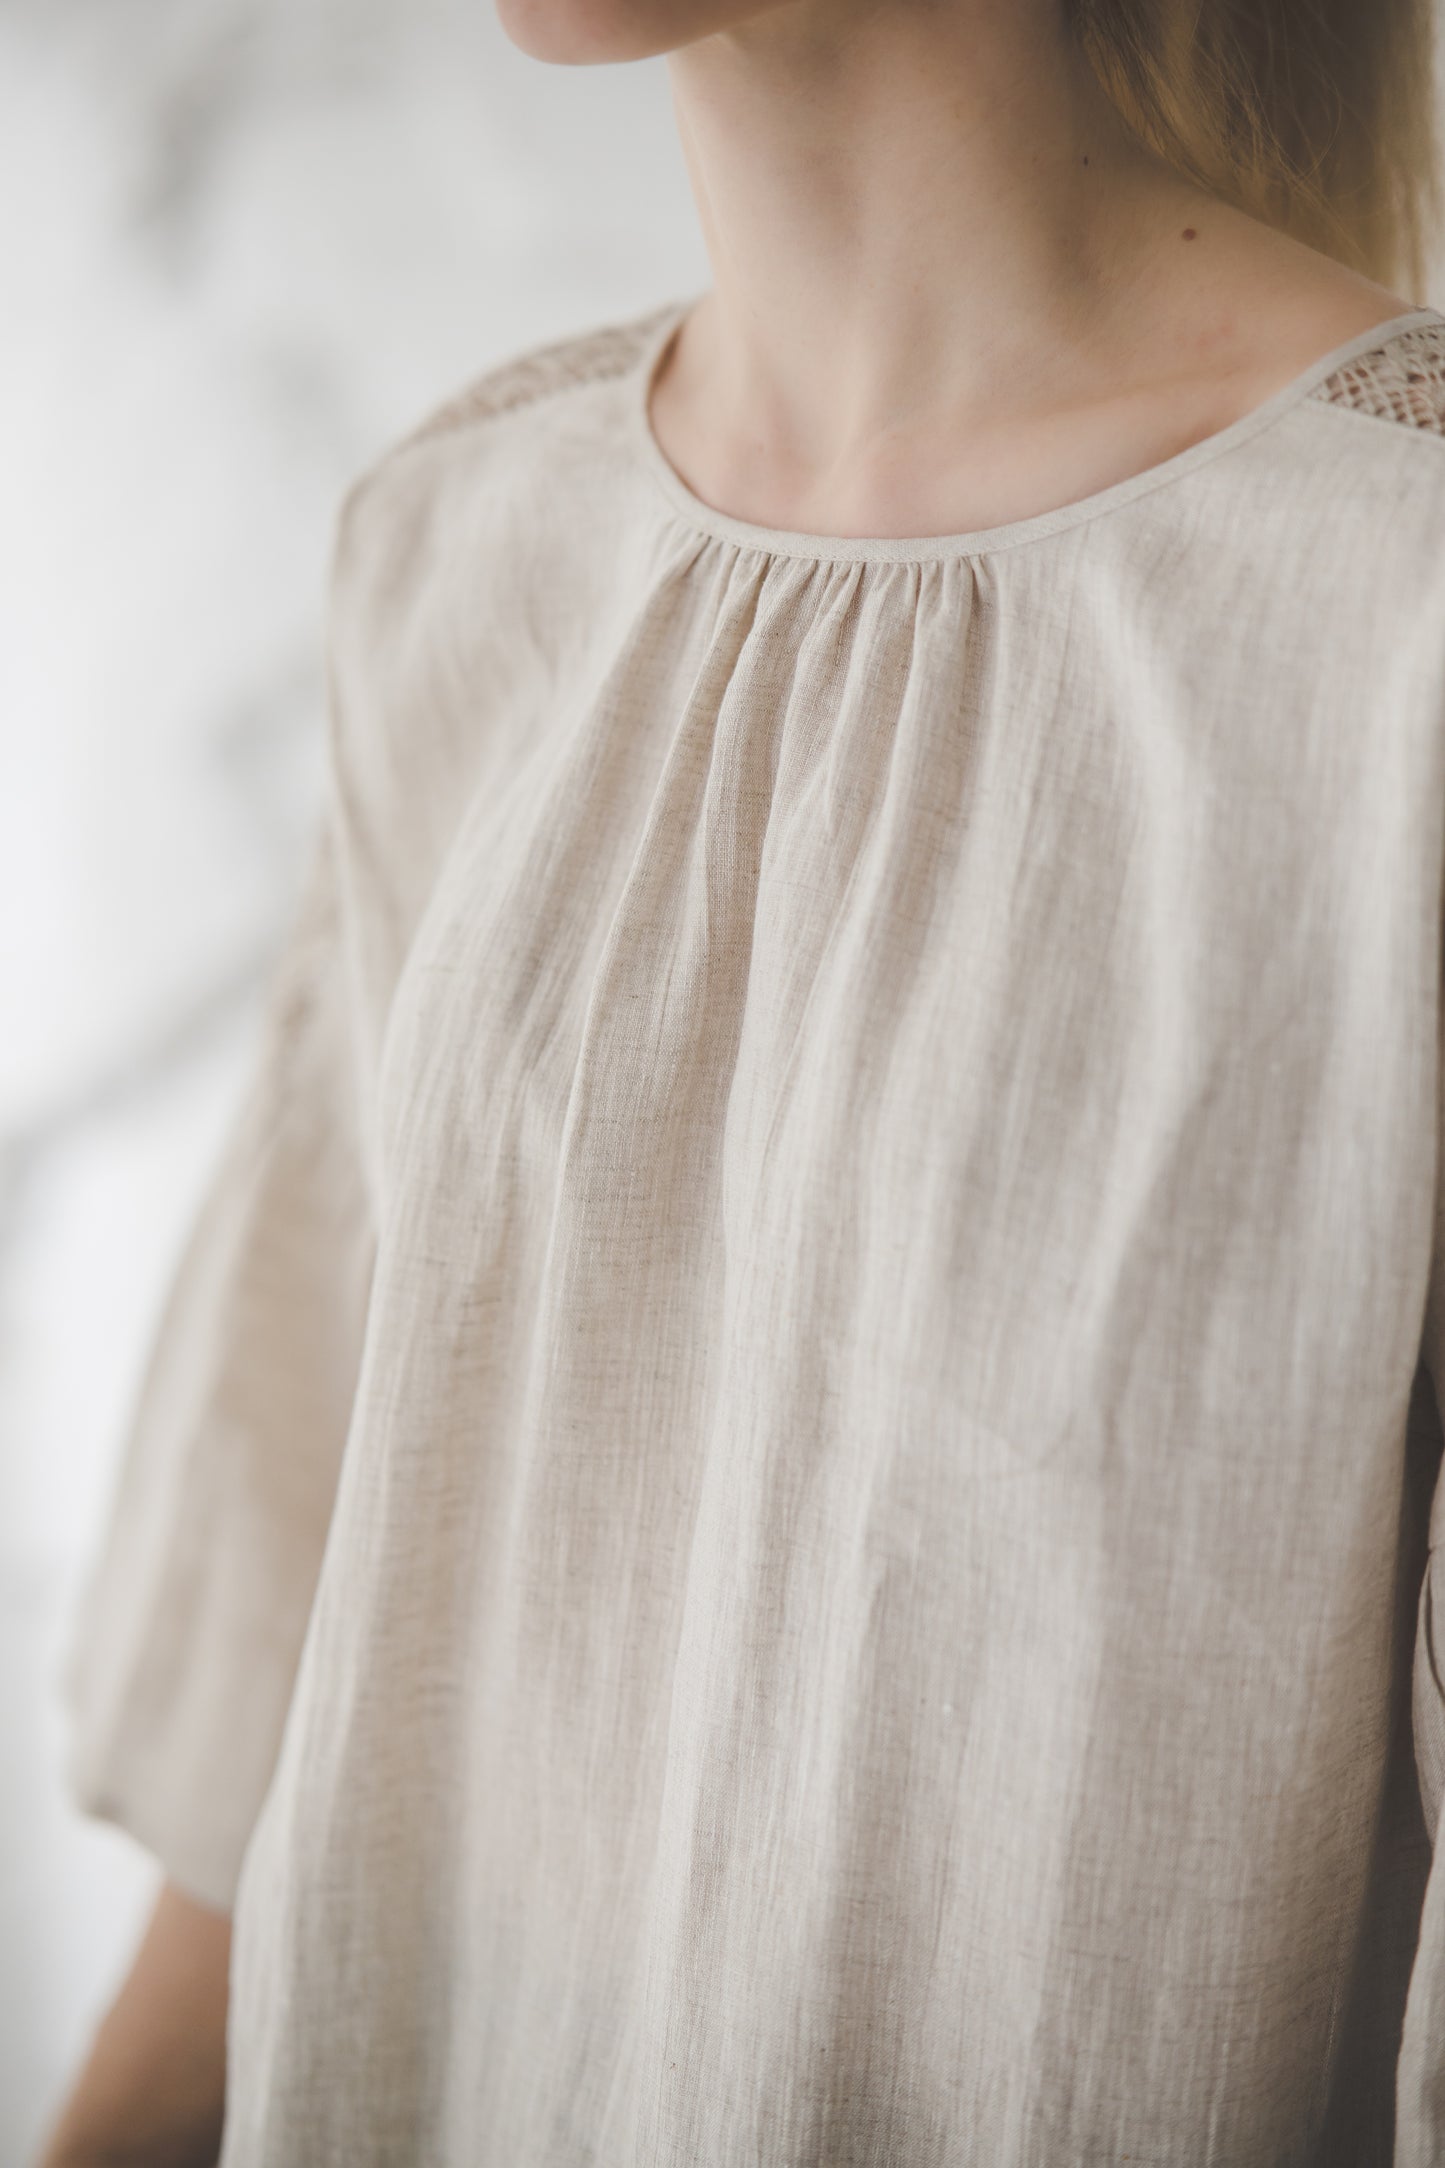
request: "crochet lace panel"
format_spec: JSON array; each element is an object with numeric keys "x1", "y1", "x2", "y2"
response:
[
  {"x1": 392, "y1": 306, "x2": 679, "y2": 458},
  {"x1": 1308, "y1": 320, "x2": 1445, "y2": 434}
]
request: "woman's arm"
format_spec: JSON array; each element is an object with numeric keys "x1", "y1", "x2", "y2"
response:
[{"x1": 36, "y1": 1879, "x2": 231, "y2": 2168}]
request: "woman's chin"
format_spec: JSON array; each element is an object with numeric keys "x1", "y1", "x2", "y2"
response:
[
  {"x1": 491, "y1": 0, "x2": 676, "y2": 66},
  {"x1": 492, "y1": 0, "x2": 784, "y2": 66}
]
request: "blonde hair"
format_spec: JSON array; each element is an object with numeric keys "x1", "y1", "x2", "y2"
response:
[{"x1": 1065, "y1": 0, "x2": 1444, "y2": 300}]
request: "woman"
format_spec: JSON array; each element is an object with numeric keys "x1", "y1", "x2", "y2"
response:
[{"x1": 39, "y1": 0, "x2": 1445, "y2": 2161}]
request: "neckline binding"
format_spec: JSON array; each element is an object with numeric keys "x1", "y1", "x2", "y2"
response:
[{"x1": 625, "y1": 292, "x2": 1445, "y2": 565}]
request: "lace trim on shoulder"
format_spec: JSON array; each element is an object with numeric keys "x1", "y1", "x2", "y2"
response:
[
  {"x1": 389, "y1": 304, "x2": 682, "y2": 458},
  {"x1": 1308, "y1": 320, "x2": 1445, "y2": 435}
]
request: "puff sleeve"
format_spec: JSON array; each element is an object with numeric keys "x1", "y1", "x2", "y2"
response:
[{"x1": 56, "y1": 784, "x2": 377, "y2": 1916}]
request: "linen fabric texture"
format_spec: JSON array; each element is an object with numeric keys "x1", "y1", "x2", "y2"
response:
[{"x1": 59, "y1": 295, "x2": 1445, "y2": 2164}]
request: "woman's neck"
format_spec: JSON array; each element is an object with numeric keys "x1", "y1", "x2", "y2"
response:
[{"x1": 659, "y1": 0, "x2": 1408, "y2": 516}]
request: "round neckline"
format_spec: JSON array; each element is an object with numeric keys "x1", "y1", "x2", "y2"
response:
[{"x1": 626, "y1": 292, "x2": 1445, "y2": 565}]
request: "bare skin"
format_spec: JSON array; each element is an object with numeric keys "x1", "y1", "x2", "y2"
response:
[
  {"x1": 36, "y1": 1881, "x2": 229, "y2": 2168},
  {"x1": 39, "y1": 2, "x2": 1416, "y2": 2159},
  {"x1": 498, "y1": 0, "x2": 1415, "y2": 541}
]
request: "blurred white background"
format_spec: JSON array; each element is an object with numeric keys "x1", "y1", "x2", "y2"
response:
[
  {"x1": 1, "y1": 1, "x2": 705, "y2": 2154},
  {"x1": 6, "y1": 1, "x2": 1445, "y2": 2160}
]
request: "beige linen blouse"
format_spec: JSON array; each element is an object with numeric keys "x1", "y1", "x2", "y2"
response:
[{"x1": 59, "y1": 293, "x2": 1445, "y2": 2165}]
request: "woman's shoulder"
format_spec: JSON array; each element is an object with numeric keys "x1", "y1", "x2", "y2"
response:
[
  {"x1": 1302, "y1": 311, "x2": 1445, "y2": 442},
  {"x1": 1283, "y1": 310, "x2": 1445, "y2": 603},
  {"x1": 320, "y1": 299, "x2": 675, "y2": 640},
  {"x1": 1170, "y1": 296, "x2": 1445, "y2": 611},
  {"x1": 342, "y1": 299, "x2": 674, "y2": 505},
  {"x1": 317, "y1": 303, "x2": 680, "y2": 889}
]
